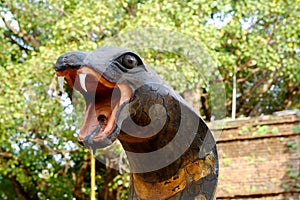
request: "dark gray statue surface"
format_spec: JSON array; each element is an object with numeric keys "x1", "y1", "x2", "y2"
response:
[{"x1": 55, "y1": 46, "x2": 218, "y2": 200}]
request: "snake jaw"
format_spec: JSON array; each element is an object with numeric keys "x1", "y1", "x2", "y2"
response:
[{"x1": 56, "y1": 66, "x2": 133, "y2": 148}]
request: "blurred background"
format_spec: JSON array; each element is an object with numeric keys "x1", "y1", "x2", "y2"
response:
[{"x1": 0, "y1": 0, "x2": 299, "y2": 199}]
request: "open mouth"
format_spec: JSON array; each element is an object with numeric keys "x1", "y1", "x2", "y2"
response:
[{"x1": 56, "y1": 66, "x2": 133, "y2": 145}]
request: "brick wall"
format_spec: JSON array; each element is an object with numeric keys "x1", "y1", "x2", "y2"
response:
[{"x1": 210, "y1": 112, "x2": 300, "y2": 200}]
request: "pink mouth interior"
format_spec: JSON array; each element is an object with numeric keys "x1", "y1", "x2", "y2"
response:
[{"x1": 56, "y1": 66, "x2": 133, "y2": 142}]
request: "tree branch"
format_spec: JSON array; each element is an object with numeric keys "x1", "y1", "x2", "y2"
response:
[
  {"x1": 266, "y1": 15, "x2": 279, "y2": 46},
  {"x1": 0, "y1": 152, "x2": 13, "y2": 158},
  {"x1": 28, "y1": 138, "x2": 78, "y2": 155},
  {"x1": 8, "y1": 175, "x2": 34, "y2": 200},
  {"x1": 98, "y1": 167, "x2": 119, "y2": 200},
  {"x1": 0, "y1": 149, "x2": 39, "y2": 200},
  {"x1": 249, "y1": 70, "x2": 277, "y2": 116},
  {"x1": 284, "y1": 82, "x2": 300, "y2": 109},
  {"x1": 1, "y1": 14, "x2": 40, "y2": 48},
  {"x1": 73, "y1": 157, "x2": 90, "y2": 200},
  {"x1": 200, "y1": 88, "x2": 211, "y2": 121}
]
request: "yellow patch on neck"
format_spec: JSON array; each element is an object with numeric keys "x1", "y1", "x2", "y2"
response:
[{"x1": 132, "y1": 153, "x2": 215, "y2": 200}]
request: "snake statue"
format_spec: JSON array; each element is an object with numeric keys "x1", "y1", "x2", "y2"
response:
[{"x1": 55, "y1": 46, "x2": 218, "y2": 200}]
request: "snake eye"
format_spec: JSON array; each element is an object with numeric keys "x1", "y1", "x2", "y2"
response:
[{"x1": 122, "y1": 54, "x2": 138, "y2": 69}]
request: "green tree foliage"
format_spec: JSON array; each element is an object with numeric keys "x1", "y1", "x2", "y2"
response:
[{"x1": 0, "y1": 0, "x2": 299, "y2": 199}]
